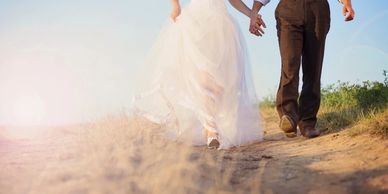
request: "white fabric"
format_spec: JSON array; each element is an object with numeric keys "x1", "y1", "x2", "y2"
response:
[
  {"x1": 255, "y1": 0, "x2": 271, "y2": 6},
  {"x1": 132, "y1": 0, "x2": 263, "y2": 149}
]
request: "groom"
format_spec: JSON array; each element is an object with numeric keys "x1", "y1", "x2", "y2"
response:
[{"x1": 250, "y1": 0, "x2": 355, "y2": 138}]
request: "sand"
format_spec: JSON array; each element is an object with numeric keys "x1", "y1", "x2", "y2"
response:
[{"x1": 0, "y1": 110, "x2": 387, "y2": 194}]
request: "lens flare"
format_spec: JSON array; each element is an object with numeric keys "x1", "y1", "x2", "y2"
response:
[{"x1": 11, "y1": 93, "x2": 47, "y2": 126}]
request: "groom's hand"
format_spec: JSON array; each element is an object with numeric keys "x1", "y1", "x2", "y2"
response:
[
  {"x1": 342, "y1": 4, "x2": 355, "y2": 21},
  {"x1": 249, "y1": 14, "x2": 266, "y2": 37},
  {"x1": 341, "y1": 0, "x2": 355, "y2": 22}
]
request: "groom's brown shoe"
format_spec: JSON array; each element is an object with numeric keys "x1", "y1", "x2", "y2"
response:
[
  {"x1": 280, "y1": 115, "x2": 297, "y2": 138},
  {"x1": 301, "y1": 127, "x2": 321, "y2": 139}
]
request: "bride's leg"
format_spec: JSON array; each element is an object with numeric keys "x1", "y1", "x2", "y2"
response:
[
  {"x1": 199, "y1": 71, "x2": 224, "y2": 97},
  {"x1": 198, "y1": 70, "x2": 224, "y2": 148}
]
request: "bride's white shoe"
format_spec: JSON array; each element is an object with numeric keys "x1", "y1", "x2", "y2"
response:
[{"x1": 207, "y1": 135, "x2": 220, "y2": 149}]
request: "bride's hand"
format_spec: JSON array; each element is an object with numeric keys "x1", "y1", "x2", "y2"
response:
[{"x1": 171, "y1": 4, "x2": 181, "y2": 22}]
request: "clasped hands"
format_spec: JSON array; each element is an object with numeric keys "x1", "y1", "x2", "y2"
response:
[{"x1": 249, "y1": 13, "x2": 266, "y2": 37}]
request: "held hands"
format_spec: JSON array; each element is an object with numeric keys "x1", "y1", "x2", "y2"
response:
[
  {"x1": 249, "y1": 13, "x2": 266, "y2": 37},
  {"x1": 170, "y1": 3, "x2": 181, "y2": 22}
]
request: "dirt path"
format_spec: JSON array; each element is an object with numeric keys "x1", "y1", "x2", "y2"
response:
[{"x1": 1, "y1": 111, "x2": 388, "y2": 194}]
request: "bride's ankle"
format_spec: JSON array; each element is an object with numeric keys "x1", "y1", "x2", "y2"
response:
[{"x1": 207, "y1": 130, "x2": 218, "y2": 138}]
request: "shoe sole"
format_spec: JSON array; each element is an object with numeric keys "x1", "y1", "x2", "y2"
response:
[
  {"x1": 304, "y1": 134, "x2": 320, "y2": 139},
  {"x1": 280, "y1": 116, "x2": 297, "y2": 138},
  {"x1": 284, "y1": 132, "x2": 297, "y2": 138},
  {"x1": 302, "y1": 130, "x2": 321, "y2": 139},
  {"x1": 208, "y1": 139, "x2": 220, "y2": 149}
]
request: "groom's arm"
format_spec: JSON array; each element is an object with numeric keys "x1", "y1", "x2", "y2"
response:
[{"x1": 251, "y1": 0, "x2": 268, "y2": 14}]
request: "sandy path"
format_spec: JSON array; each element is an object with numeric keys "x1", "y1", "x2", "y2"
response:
[{"x1": 0, "y1": 110, "x2": 387, "y2": 194}]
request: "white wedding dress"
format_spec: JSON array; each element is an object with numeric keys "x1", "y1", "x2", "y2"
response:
[{"x1": 132, "y1": 0, "x2": 263, "y2": 149}]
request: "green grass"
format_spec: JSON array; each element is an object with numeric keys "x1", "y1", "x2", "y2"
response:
[
  {"x1": 260, "y1": 71, "x2": 388, "y2": 138},
  {"x1": 259, "y1": 94, "x2": 276, "y2": 109}
]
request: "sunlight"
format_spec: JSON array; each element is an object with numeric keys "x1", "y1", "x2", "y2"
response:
[{"x1": 11, "y1": 93, "x2": 47, "y2": 126}]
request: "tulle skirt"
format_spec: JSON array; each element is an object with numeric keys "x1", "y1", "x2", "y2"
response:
[{"x1": 132, "y1": 0, "x2": 263, "y2": 149}]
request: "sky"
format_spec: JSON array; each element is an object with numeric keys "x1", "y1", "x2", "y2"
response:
[{"x1": 0, "y1": 0, "x2": 387, "y2": 126}]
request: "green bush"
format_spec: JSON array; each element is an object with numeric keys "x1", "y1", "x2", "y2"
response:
[
  {"x1": 321, "y1": 80, "x2": 388, "y2": 112},
  {"x1": 260, "y1": 71, "x2": 388, "y2": 112},
  {"x1": 319, "y1": 71, "x2": 388, "y2": 136}
]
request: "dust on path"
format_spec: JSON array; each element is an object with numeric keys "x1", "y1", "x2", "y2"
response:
[{"x1": 0, "y1": 111, "x2": 387, "y2": 194}]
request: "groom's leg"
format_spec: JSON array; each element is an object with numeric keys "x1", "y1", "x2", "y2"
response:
[
  {"x1": 275, "y1": 2, "x2": 304, "y2": 124},
  {"x1": 298, "y1": 0, "x2": 331, "y2": 130}
]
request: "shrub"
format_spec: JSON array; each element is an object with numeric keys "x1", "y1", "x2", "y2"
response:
[{"x1": 321, "y1": 80, "x2": 388, "y2": 112}]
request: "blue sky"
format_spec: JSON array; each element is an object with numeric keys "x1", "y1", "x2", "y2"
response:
[{"x1": 0, "y1": 0, "x2": 387, "y2": 125}]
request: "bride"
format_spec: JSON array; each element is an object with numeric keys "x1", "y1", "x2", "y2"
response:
[{"x1": 132, "y1": 0, "x2": 264, "y2": 149}]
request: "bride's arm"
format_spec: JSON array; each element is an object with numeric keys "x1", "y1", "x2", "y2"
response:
[
  {"x1": 170, "y1": 0, "x2": 181, "y2": 22},
  {"x1": 228, "y1": 0, "x2": 252, "y2": 17}
]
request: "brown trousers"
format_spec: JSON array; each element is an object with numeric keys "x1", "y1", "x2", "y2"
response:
[{"x1": 275, "y1": 0, "x2": 331, "y2": 130}]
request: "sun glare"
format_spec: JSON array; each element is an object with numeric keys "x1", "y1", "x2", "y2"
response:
[{"x1": 11, "y1": 94, "x2": 47, "y2": 126}]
